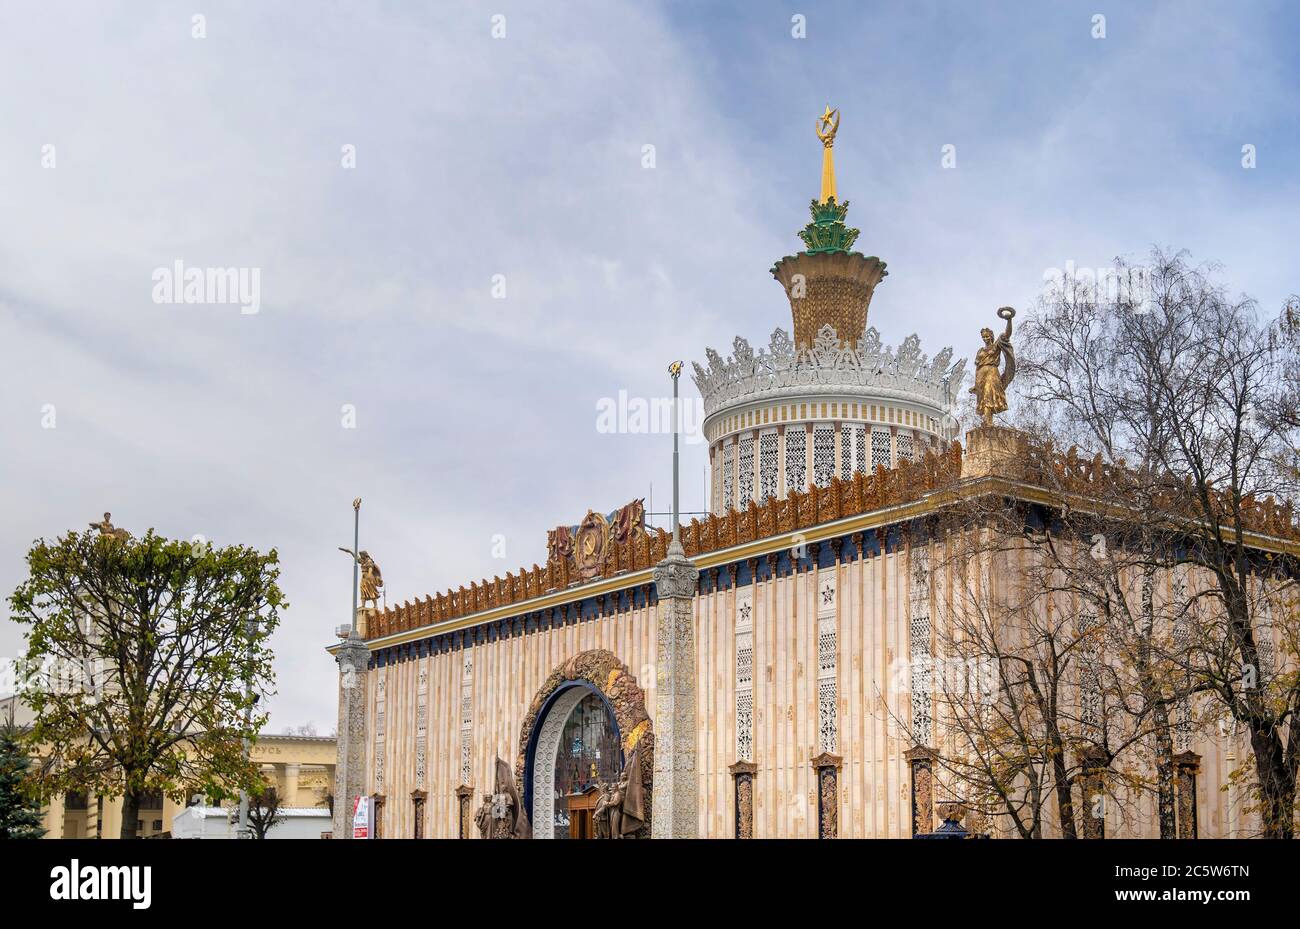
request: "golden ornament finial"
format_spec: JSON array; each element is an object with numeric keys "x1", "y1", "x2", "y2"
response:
[{"x1": 815, "y1": 105, "x2": 840, "y2": 203}]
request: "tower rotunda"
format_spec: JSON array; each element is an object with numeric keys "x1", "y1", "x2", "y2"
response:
[{"x1": 692, "y1": 108, "x2": 966, "y2": 515}]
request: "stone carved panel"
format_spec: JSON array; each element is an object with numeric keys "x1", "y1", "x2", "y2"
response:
[
  {"x1": 812, "y1": 753, "x2": 842, "y2": 839},
  {"x1": 871, "y1": 427, "x2": 891, "y2": 469},
  {"x1": 906, "y1": 748, "x2": 935, "y2": 837},
  {"x1": 374, "y1": 669, "x2": 386, "y2": 793},
  {"x1": 735, "y1": 586, "x2": 755, "y2": 762},
  {"x1": 738, "y1": 434, "x2": 754, "y2": 506},
  {"x1": 730, "y1": 761, "x2": 757, "y2": 840},
  {"x1": 722, "y1": 442, "x2": 735, "y2": 512},
  {"x1": 813, "y1": 425, "x2": 835, "y2": 488},
  {"x1": 817, "y1": 573, "x2": 838, "y2": 756},
  {"x1": 909, "y1": 548, "x2": 933, "y2": 746},
  {"x1": 759, "y1": 431, "x2": 779, "y2": 502},
  {"x1": 460, "y1": 656, "x2": 473, "y2": 786},
  {"x1": 416, "y1": 665, "x2": 428, "y2": 789},
  {"x1": 785, "y1": 427, "x2": 807, "y2": 492}
]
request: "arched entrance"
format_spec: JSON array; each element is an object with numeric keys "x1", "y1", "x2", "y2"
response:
[{"x1": 516, "y1": 649, "x2": 654, "y2": 839}]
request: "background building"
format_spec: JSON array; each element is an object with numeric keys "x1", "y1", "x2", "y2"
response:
[{"x1": 1, "y1": 696, "x2": 334, "y2": 839}]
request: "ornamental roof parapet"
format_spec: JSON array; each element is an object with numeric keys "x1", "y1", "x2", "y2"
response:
[{"x1": 692, "y1": 322, "x2": 966, "y2": 419}]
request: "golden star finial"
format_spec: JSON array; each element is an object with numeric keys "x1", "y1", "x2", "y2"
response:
[{"x1": 814, "y1": 106, "x2": 841, "y2": 201}]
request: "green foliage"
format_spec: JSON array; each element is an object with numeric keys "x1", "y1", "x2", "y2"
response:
[
  {"x1": 0, "y1": 723, "x2": 46, "y2": 839},
  {"x1": 8, "y1": 528, "x2": 285, "y2": 815}
]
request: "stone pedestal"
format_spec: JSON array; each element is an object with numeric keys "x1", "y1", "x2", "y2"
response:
[
  {"x1": 332, "y1": 632, "x2": 370, "y2": 839},
  {"x1": 651, "y1": 539, "x2": 699, "y2": 839},
  {"x1": 962, "y1": 425, "x2": 1029, "y2": 481}
]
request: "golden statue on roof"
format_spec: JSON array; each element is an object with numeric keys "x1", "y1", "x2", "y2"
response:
[{"x1": 971, "y1": 307, "x2": 1017, "y2": 427}]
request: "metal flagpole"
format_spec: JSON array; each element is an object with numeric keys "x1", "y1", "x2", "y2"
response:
[
  {"x1": 669, "y1": 361, "x2": 683, "y2": 541},
  {"x1": 351, "y1": 498, "x2": 361, "y2": 624}
]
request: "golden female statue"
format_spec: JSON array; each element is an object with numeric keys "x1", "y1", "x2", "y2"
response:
[
  {"x1": 358, "y1": 550, "x2": 383, "y2": 610},
  {"x1": 971, "y1": 307, "x2": 1016, "y2": 427}
]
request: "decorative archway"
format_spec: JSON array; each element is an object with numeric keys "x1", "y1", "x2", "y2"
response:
[{"x1": 516, "y1": 649, "x2": 654, "y2": 838}]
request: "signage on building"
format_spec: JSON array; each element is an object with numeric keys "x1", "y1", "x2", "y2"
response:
[{"x1": 352, "y1": 796, "x2": 370, "y2": 839}]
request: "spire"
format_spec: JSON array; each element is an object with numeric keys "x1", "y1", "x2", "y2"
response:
[
  {"x1": 771, "y1": 107, "x2": 887, "y2": 349},
  {"x1": 816, "y1": 105, "x2": 840, "y2": 203},
  {"x1": 800, "y1": 105, "x2": 859, "y2": 255}
]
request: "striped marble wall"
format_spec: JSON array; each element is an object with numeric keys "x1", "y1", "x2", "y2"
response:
[{"x1": 354, "y1": 523, "x2": 1253, "y2": 839}]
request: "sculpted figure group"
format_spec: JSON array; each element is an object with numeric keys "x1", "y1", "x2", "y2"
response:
[{"x1": 592, "y1": 748, "x2": 646, "y2": 839}]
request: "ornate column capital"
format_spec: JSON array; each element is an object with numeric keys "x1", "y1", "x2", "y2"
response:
[{"x1": 653, "y1": 539, "x2": 699, "y2": 599}]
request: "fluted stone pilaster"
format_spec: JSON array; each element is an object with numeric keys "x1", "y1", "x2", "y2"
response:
[
  {"x1": 652, "y1": 539, "x2": 699, "y2": 838},
  {"x1": 332, "y1": 633, "x2": 370, "y2": 839}
]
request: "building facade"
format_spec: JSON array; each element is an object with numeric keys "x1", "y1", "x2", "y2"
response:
[{"x1": 328, "y1": 119, "x2": 1276, "y2": 839}]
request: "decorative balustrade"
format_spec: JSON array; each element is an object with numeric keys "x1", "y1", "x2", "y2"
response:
[
  {"x1": 1024, "y1": 441, "x2": 1299, "y2": 541},
  {"x1": 366, "y1": 442, "x2": 964, "y2": 639},
  {"x1": 363, "y1": 436, "x2": 1299, "y2": 641}
]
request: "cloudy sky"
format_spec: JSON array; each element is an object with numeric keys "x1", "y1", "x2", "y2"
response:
[{"x1": 2, "y1": 0, "x2": 1297, "y2": 732}]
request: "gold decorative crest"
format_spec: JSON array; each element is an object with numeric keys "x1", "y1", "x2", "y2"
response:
[{"x1": 547, "y1": 499, "x2": 645, "y2": 582}]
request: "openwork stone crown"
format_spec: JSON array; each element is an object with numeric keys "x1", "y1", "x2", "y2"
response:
[{"x1": 692, "y1": 323, "x2": 967, "y2": 418}]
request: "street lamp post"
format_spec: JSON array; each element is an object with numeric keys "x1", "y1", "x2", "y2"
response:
[
  {"x1": 338, "y1": 498, "x2": 362, "y2": 634},
  {"x1": 669, "y1": 360, "x2": 683, "y2": 541}
]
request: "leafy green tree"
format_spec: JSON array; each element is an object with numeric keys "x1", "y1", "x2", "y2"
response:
[
  {"x1": 9, "y1": 527, "x2": 284, "y2": 839},
  {"x1": 0, "y1": 721, "x2": 46, "y2": 839}
]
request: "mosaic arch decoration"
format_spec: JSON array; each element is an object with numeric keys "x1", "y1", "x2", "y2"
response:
[{"x1": 515, "y1": 649, "x2": 655, "y2": 839}]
